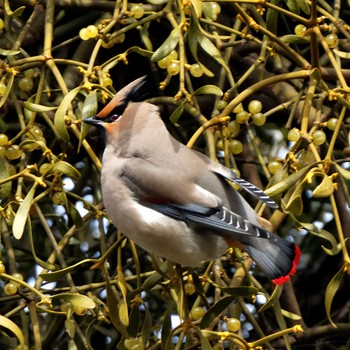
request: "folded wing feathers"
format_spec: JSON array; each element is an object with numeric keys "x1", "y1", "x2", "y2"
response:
[{"x1": 230, "y1": 175, "x2": 279, "y2": 209}]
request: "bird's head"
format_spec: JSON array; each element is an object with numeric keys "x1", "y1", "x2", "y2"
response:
[{"x1": 83, "y1": 76, "x2": 149, "y2": 135}]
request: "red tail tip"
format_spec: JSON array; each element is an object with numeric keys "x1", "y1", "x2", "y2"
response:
[{"x1": 272, "y1": 245, "x2": 301, "y2": 285}]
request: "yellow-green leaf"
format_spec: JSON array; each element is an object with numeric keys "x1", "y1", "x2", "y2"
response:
[
  {"x1": 335, "y1": 163, "x2": 350, "y2": 180},
  {"x1": 0, "y1": 48, "x2": 21, "y2": 56},
  {"x1": 283, "y1": 180, "x2": 305, "y2": 216},
  {"x1": 281, "y1": 309, "x2": 302, "y2": 321},
  {"x1": 50, "y1": 293, "x2": 96, "y2": 309},
  {"x1": 199, "y1": 330, "x2": 212, "y2": 350},
  {"x1": 106, "y1": 278, "x2": 129, "y2": 338},
  {"x1": 333, "y1": 49, "x2": 350, "y2": 59},
  {"x1": 151, "y1": 27, "x2": 180, "y2": 62},
  {"x1": 189, "y1": 0, "x2": 202, "y2": 18},
  {"x1": 312, "y1": 174, "x2": 334, "y2": 198},
  {"x1": 325, "y1": 266, "x2": 345, "y2": 327},
  {"x1": 54, "y1": 86, "x2": 84, "y2": 141},
  {"x1": 13, "y1": 184, "x2": 37, "y2": 239},
  {"x1": 65, "y1": 319, "x2": 76, "y2": 339},
  {"x1": 119, "y1": 300, "x2": 129, "y2": 327},
  {"x1": 44, "y1": 160, "x2": 81, "y2": 181},
  {"x1": 4, "y1": 0, "x2": 25, "y2": 16},
  {"x1": 146, "y1": 0, "x2": 168, "y2": 4},
  {"x1": 265, "y1": 162, "x2": 317, "y2": 198},
  {"x1": 0, "y1": 315, "x2": 25, "y2": 346},
  {"x1": 24, "y1": 101, "x2": 58, "y2": 113},
  {"x1": 296, "y1": 221, "x2": 339, "y2": 256}
]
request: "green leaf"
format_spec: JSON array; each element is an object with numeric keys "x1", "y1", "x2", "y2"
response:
[
  {"x1": 266, "y1": 0, "x2": 280, "y2": 34},
  {"x1": 0, "y1": 157, "x2": 13, "y2": 202},
  {"x1": 54, "y1": 86, "x2": 84, "y2": 141},
  {"x1": 280, "y1": 35, "x2": 310, "y2": 44},
  {"x1": 151, "y1": 27, "x2": 180, "y2": 62},
  {"x1": 161, "y1": 304, "x2": 173, "y2": 350},
  {"x1": 127, "y1": 305, "x2": 140, "y2": 338},
  {"x1": 284, "y1": 0, "x2": 300, "y2": 14},
  {"x1": 0, "y1": 48, "x2": 21, "y2": 56},
  {"x1": 39, "y1": 259, "x2": 98, "y2": 281},
  {"x1": 325, "y1": 266, "x2": 345, "y2": 327},
  {"x1": 141, "y1": 307, "x2": 153, "y2": 347},
  {"x1": 0, "y1": 315, "x2": 25, "y2": 346},
  {"x1": 50, "y1": 293, "x2": 96, "y2": 309},
  {"x1": 220, "y1": 286, "x2": 258, "y2": 297},
  {"x1": 192, "y1": 85, "x2": 223, "y2": 97},
  {"x1": 67, "y1": 201, "x2": 83, "y2": 228},
  {"x1": 200, "y1": 296, "x2": 235, "y2": 329},
  {"x1": 188, "y1": 19, "x2": 214, "y2": 77},
  {"x1": 24, "y1": 101, "x2": 58, "y2": 113},
  {"x1": 142, "y1": 261, "x2": 169, "y2": 290},
  {"x1": 169, "y1": 102, "x2": 186, "y2": 125},
  {"x1": 80, "y1": 90, "x2": 98, "y2": 151},
  {"x1": 0, "y1": 72, "x2": 15, "y2": 109},
  {"x1": 13, "y1": 184, "x2": 37, "y2": 239},
  {"x1": 258, "y1": 285, "x2": 283, "y2": 312},
  {"x1": 196, "y1": 28, "x2": 230, "y2": 73},
  {"x1": 296, "y1": 0, "x2": 310, "y2": 14}
]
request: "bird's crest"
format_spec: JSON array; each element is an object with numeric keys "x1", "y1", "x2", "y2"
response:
[{"x1": 96, "y1": 76, "x2": 149, "y2": 120}]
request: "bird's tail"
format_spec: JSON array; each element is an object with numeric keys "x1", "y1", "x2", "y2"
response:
[{"x1": 242, "y1": 234, "x2": 301, "y2": 285}]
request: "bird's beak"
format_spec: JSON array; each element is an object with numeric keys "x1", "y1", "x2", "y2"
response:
[{"x1": 83, "y1": 117, "x2": 103, "y2": 126}]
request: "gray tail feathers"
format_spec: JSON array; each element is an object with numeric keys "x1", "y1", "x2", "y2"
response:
[{"x1": 243, "y1": 234, "x2": 301, "y2": 285}]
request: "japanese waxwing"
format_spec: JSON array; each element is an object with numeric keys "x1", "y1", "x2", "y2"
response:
[{"x1": 84, "y1": 76, "x2": 300, "y2": 285}]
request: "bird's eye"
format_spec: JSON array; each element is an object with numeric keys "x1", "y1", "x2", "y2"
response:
[{"x1": 110, "y1": 114, "x2": 120, "y2": 122}]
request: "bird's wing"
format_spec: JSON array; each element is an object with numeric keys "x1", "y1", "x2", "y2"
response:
[
  {"x1": 207, "y1": 161, "x2": 278, "y2": 209},
  {"x1": 120, "y1": 157, "x2": 222, "y2": 208},
  {"x1": 143, "y1": 201, "x2": 271, "y2": 239}
]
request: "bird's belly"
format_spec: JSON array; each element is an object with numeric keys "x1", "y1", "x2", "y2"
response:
[{"x1": 104, "y1": 198, "x2": 229, "y2": 266}]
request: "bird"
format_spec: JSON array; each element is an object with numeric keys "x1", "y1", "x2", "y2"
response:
[{"x1": 84, "y1": 76, "x2": 300, "y2": 285}]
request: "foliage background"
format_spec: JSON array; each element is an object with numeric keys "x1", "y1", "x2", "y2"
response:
[{"x1": 1, "y1": 0, "x2": 350, "y2": 349}]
